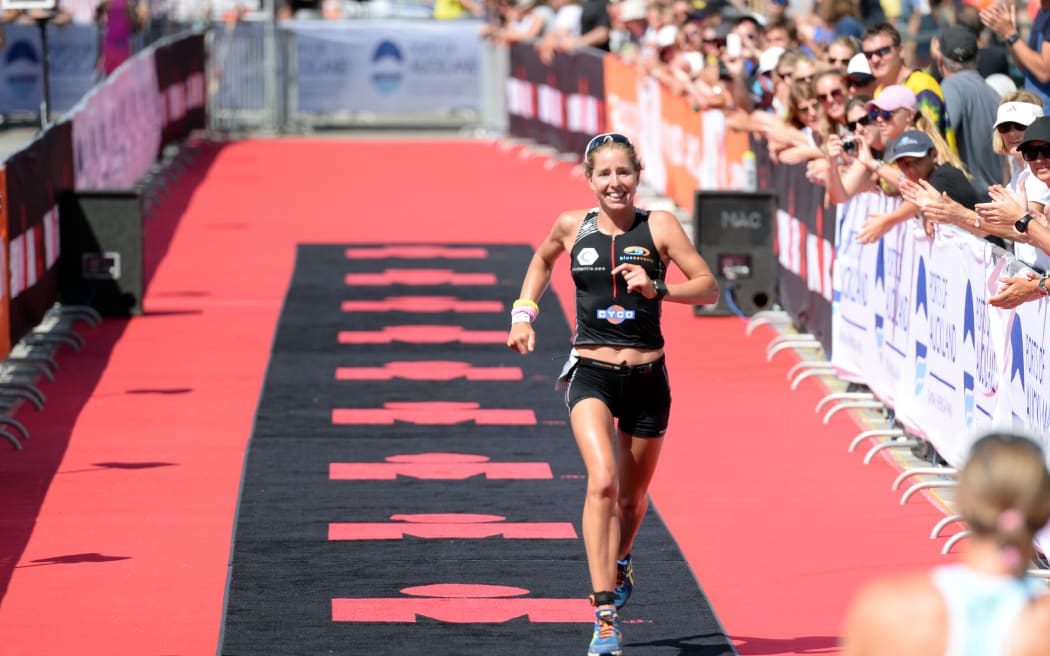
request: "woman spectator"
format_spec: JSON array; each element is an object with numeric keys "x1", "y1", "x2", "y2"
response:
[
  {"x1": 843, "y1": 430, "x2": 1050, "y2": 656},
  {"x1": 822, "y1": 94, "x2": 886, "y2": 202},
  {"x1": 814, "y1": 67, "x2": 849, "y2": 134},
  {"x1": 766, "y1": 80, "x2": 827, "y2": 164},
  {"x1": 825, "y1": 34, "x2": 859, "y2": 69}
]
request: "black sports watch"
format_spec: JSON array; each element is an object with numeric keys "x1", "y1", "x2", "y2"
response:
[
  {"x1": 651, "y1": 279, "x2": 668, "y2": 301},
  {"x1": 1006, "y1": 33, "x2": 1021, "y2": 46},
  {"x1": 1016, "y1": 213, "x2": 1035, "y2": 233},
  {"x1": 1039, "y1": 274, "x2": 1049, "y2": 297}
]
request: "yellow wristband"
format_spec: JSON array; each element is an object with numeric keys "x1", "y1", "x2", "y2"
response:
[{"x1": 512, "y1": 299, "x2": 540, "y2": 314}]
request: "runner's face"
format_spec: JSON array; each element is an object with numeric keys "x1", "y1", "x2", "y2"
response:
[{"x1": 589, "y1": 147, "x2": 638, "y2": 209}]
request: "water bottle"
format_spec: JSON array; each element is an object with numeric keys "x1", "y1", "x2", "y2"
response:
[{"x1": 742, "y1": 150, "x2": 757, "y2": 192}]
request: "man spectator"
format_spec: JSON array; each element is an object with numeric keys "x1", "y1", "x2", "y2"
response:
[
  {"x1": 536, "y1": 0, "x2": 609, "y2": 63},
  {"x1": 611, "y1": 0, "x2": 647, "y2": 57},
  {"x1": 862, "y1": 22, "x2": 954, "y2": 152},
  {"x1": 936, "y1": 24, "x2": 1006, "y2": 201},
  {"x1": 981, "y1": 0, "x2": 1050, "y2": 107},
  {"x1": 859, "y1": 129, "x2": 980, "y2": 243},
  {"x1": 845, "y1": 52, "x2": 878, "y2": 96}
]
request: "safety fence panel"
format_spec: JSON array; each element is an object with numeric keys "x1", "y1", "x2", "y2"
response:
[
  {"x1": 69, "y1": 52, "x2": 163, "y2": 190},
  {"x1": 751, "y1": 140, "x2": 834, "y2": 354},
  {"x1": 0, "y1": 23, "x2": 98, "y2": 114},
  {"x1": 5, "y1": 121, "x2": 73, "y2": 345},
  {"x1": 0, "y1": 30, "x2": 205, "y2": 352},
  {"x1": 67, "y1": 32, "x2": 204, "y2": 191},
  {"x1": 208, "y1": 19, "x2": 283, "y2": 133},
  {"x1": 506, "y1": 43, "x2": 605, "y2": 159}
]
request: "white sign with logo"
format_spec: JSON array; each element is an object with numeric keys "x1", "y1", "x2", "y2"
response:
[
  {"x1": 285, "y1": 19, "x2": 482, "y2": 115},
  {"x1": 0, "y1": 24, "x2": 97, "y2": 113}
]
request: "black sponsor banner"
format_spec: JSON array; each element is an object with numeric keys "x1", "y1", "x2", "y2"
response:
[
  {"x1": 153, "y1": 33, "x2": 206, "y2": 151},
  {"x1": 6, "y1": 120, "x2": 75, "y2": 344},
  {"x1": 753, "y1": 136, "x2": 835, "y2": 354},
  {"x1": 507, "y1": 43, "x2": 605, "y2": 158}
]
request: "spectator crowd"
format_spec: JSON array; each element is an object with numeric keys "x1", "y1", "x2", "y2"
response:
[{"x1": 479, "y1": 0, "x2": 1050, "y2": 310}]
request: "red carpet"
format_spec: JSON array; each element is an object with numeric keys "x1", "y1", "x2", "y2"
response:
[{"x1": 0, "y1": 138, "x2": 951, "y2": 654}]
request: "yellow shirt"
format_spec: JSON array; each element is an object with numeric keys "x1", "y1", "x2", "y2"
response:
[{"x1": 433, "y1": 0, "x2": 467, "y2": 19}]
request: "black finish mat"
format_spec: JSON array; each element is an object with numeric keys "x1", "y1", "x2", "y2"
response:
[{"x1": 219, "y1": 244, "x2": 735, "y2": 655}]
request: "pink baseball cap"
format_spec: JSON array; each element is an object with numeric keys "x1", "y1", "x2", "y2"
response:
[{"x1": 865, "y1": 85, "x2": 917, "y2": 113}]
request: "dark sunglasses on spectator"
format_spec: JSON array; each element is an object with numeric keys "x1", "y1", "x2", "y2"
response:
[
  {"x1": 703, "y1": 38, "x2": 726, "y2": 46},
  {"x1": 828, "y1": 57, "x2": 851, "y2": 66},
  {"x1": 585, "y1": 132, "x2": 633, "y2": 156},
  {"x1": 846, "y1": 114, "x2": 873, "y2": 131},
  {"x1": 863, "y1": 45, "x2": 894, "y2": 59},
  {"x1": 1021, "y1": 144, "x2": 1050, "y2": 161},
  {"x1": 869, "y1": 108, "x2": 895, "y2": 121},
  {"x1": 996, "y1": 122, "x2": 1028, "y2": 134},
  {"x1": 818, "y1": 89, "x2": 845, "y2": 103},
  {"x1": 795, "y1": 75, "x2": 815, "y2": 85}
]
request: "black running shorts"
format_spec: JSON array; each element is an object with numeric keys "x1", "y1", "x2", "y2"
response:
[{"x1": 564, "y1": 356, "x2": 671, "y2": 438}]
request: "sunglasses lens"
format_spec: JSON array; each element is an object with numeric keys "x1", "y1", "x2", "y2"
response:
[
  {"x1": 585, "y1": 133, "x2": 632, "y2": 156},
  {"x1": 997, "y1": 122, "x2": 1026, "y2": 134},
  {"x1": 1022, "y1": 146, "x2": 1050, "y2": 161}
]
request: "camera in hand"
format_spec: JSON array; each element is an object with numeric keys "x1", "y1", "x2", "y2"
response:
[{"x1": 841, "y1": 137, "x2": 858, "y2": 154}]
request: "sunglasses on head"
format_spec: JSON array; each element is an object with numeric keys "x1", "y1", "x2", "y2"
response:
[
  {"x1": 869, "y1": 108, "x2": 896, "y2": 121},
  {"x1": 818, "y1": 88, "x2": 845, "y2": 103},
  {"x1": 996, "y1": 121, "x2": 1027, "y2": 134},
  {"x1": 585, "y1": 132, "x2": 633, "y2": 157},
  {"x1": 846, "y1": 114, "x2": 873, "y2": 131},
  {"x1": 862, "y1": 44, "x2": 894, "y2": 59},
  {"x1": 1021, "y1": 143, "x2": 1050, "y2": 161}
]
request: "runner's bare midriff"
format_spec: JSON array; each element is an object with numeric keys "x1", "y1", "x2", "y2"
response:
[{"x1": 575, "y1": 345, "x2": 663, "y2": 366}]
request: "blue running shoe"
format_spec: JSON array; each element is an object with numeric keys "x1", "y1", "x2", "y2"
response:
[
  {"x1": 614, "y1": 554, "x2": 633, "y2": 610},
  {"x1": 587, "y1": 607, "x2": 622, "y2": 656}
]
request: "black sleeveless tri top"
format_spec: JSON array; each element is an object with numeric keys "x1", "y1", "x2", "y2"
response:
[{"x1": 570, "y1": 209, "x2": 666, "y2": 349}]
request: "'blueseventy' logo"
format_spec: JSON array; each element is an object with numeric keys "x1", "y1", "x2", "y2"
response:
[
  {"x1": 5, "y1": 40, "x2": 39, "y2": 99},
  {"x1": 914, "y1": 258, "x2": 928, "y2": 396},
  {"x1": 371, "y1": 40, "x2": 403, "y2": 95}
]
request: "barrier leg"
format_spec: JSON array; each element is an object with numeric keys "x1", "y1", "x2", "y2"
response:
[
  {"x1": 900, "y1": 480, "x2": 958, "y2": 505},
  {"x1": 931, "y1": 514, "x2": 964, "y2": 539},
  {"x1": 862, "y1": 438, "x2": 923, "y2": 464},
  {"x1": 891, "y1": 467, "x2": 957, "y2": 491},
  {"x1": 848, "y1": 428, "x2": 904, "y2": 453}
]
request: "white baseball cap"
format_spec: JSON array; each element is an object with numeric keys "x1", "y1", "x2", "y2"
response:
[
  {"x1": 993, "y1": 101, "x2": 1044, "y2": 129},
  {"x1": 757, "y1": 46, "x2": 785, "y2": 75}
]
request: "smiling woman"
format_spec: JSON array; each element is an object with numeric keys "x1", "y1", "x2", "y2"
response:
[{"x1": 505, "y1": 131, "x2": 719, "y2": 656}]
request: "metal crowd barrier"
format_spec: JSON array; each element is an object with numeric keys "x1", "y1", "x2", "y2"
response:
[{"x1": 205, "y1": 17, "x2": 503, "y2": 134}]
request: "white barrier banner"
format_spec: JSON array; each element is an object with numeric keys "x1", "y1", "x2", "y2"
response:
[
  {"x1": 286, "y1": 20, "x2": 482, "y2": 115},
  {"x1": 895, "y1": 228, "x2": 1001, "y2": 465},
  {"x1": 0, "y1": 24, "x2": 98, "y2": 113},
  {"x1": 832, "y1": 194, "x2": 1050, "y2": 556},
  {"x1": 70, "y1": 52, "x2": 163, "y2": 189},
  {"x1": 998, "y1": 286, "x2": 1050, "y2": 440}
]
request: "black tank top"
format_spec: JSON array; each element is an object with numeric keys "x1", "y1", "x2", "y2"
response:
[{"x1": 570, "y1": 209, "x2": 666, "y2": 349}]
